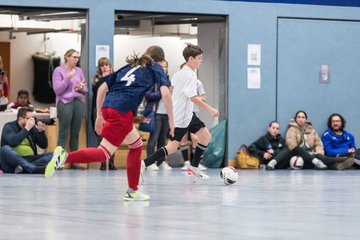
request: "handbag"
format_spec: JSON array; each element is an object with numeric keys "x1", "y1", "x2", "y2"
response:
[{"x1": 138, "y1": 111, "x2": 155, "y2": 133}]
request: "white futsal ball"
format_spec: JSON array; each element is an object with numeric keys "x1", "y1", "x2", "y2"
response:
[
  {"x1": 290, "y1": 155, "x2": 304, "y2": 170},
  {"x1": 220, "y1": 166, "x2": 239, "y2": 185}
]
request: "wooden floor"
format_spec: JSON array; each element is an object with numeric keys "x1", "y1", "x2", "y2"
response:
[{"x1": 0, "y1": 168, "x2": 359, "y2": 239}]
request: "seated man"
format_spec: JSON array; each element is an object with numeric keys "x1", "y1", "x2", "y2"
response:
[
  {"x1": 248, "y1": 120, "x2": 291, "y2": 170},
  {"x1": 321, "y1": 113, "x2": 359, "y2": 168},
  {"x1": 7, "y1": 89, "x2": 33, "y2": 109},
  {"x1": 0, "y1": 107, "x2": 66, "y2": 175}
]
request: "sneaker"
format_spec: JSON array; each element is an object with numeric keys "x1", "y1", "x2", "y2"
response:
[
  {"x1": 123, "y1": 189, "x2": 150, "y2": 201},
  {"x1": 266, "y1": 159, "x2": 277, "y2": 170},
  {"x1": 146, "y1": 163, "x2": 159, "y2": 171},
  {"x1": 45, "y1": 146, "x2": 67, "y2": 178},
  {"x1": 185, "y1": 166, "x2": 209, "y2": 180},
  {"x1": 199, "y1": 163, "x2": 207, "y2": 171},
  {"x1": 312, "y1": 158, "x2": 327, "y2": 170},
  {"x1": 335, "y1": 158, "x2": 354, "y2": 170},
  {"x1": 354, "y1": 158, "x2": 360, "y2": 166},
  {"x1": 99, "y1": 162, "x2": 106, "y2": 171},
  {"x1": 54, "y1": 146, "x2": 68, "y2": 169},
  {"x1": 181, "y1": 161, "x2": 190, "y2": 171},
  {"x1": 108, "y1": 161, "x2": 117, "y2": 170},
  {"x1": 158, "y1": 161, "x2": 172, "y2": 171},
  {"x1": 14, "y1": 165, "x2": 23, "y2": 174}
]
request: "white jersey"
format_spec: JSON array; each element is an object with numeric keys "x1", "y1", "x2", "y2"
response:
[
  {"x1": 171, "y1": 65, "x2": 198, "y2": 127},
  {"x1": 193, "y1": 80, "x2": 206, "y2": 113}
]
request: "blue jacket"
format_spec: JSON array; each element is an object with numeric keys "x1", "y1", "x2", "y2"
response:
[{"x1": 321, "y1": 128, "x2": 356, "y2": 156}]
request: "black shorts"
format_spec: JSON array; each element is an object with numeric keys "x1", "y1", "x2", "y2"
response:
[{"x1": 169, "y1": 113, "x2": 206, "y2": 142}]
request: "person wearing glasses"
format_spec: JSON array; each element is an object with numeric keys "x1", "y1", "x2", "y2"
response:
[
  {"x1": 52, "y1": 49, "x2": 88, "y2": 169},
  {"x1": 0, "y1": 107, "x2": 66, "y2": 174},
  {"x1": 321, "y1": 113, "x2": 360, "y2": 169}
]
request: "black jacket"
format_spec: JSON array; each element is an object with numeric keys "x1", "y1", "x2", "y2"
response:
[
  {"x1": 0, "y1": 120, "x2": 48, "y2": 155},
  {"x1": 248, "y1": 133, "x2": 287, "y2": 161}
]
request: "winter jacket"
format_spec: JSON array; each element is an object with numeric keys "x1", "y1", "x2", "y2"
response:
[
  {"x1": 248, "y1": 133, "x2": 287, "y2": 160},
  {"x1": 285, "y1": 119, "x2": 324, "y2": 154}
]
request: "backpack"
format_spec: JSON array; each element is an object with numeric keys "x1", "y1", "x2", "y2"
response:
[{"x1": 236, "y1": 144, "x2": 260, "y2": 169}]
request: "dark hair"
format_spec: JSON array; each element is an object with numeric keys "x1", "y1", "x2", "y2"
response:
[
  {"x1": 327, "y1": 113, "x2": 346, "y2": 130},
  {"x1": 126, "y1": 45, "x2": 165, "y2": 68},
  {"x1": 17, "y1": 107, "x2": 33, "y2": 120},
  {"x1": 182, "y1": 43, "x2": 203, "y2": 62},
  {"x1": 294, "y1": 110, "x2": 307, "y2": 120},
  {"x1": 145, "y1": 45, "x2": 165, "y2": 62},
  {"x1": 268, "y1": 120, "x2": 279, "y2": 127},
  {"x1": 17, "y1": 89, "x2": 29, "y2": 98}
]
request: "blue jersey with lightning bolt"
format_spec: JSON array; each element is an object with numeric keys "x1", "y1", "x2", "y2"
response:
[{"x1": 102, "y1": 62, "x2": 170, "y2": 115}]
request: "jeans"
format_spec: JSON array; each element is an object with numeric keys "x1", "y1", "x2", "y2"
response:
[
  {"x1": 0, "y1": 145, "x2": 52, "y2": 173},
  {"x1": 57, "y1": 99, "x2": 84, "y2": 151},
  {"x1": 146, "y1": 114, "x2": 169, "y2": 161}
]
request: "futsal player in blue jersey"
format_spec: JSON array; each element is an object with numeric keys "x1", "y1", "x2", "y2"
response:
[{"x1": 45, "y1": 46, "x2": 174, "y2": 201}]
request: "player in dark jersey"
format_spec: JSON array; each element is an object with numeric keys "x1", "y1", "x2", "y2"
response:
[{"x1": 45, "y1": 46, "x2": 174, "y2": 201}]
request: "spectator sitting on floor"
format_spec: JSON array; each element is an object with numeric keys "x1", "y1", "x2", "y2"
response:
[
  {"x1": 285, "y1": 110, "x2": 353, "y2": 170},
  {"x1": 321, "y1": 113, "x2": 360, "y2": 169},
  {"x1": 248, "y1": 120, "x2": 291, "y2": 170},
  {"x1": 0, "y1": 107, "x2": 66, "y2": 174}
]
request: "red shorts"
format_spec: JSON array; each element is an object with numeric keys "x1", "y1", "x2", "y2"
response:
[{"x1": 101, "y1": 108, "x2": 134, "y2": 147}]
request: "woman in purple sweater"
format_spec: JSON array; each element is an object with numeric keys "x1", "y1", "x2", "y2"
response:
[{"x1": 52, "y1": 49, "x2": 88, "y2": 166}]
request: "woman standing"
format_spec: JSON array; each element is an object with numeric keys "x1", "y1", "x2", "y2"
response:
[
  {"x1": 92, "y1": 57, "x2": 116, "y2": 170},
  {"x1": 52, "y1": 49, "x2": 88, "y2": 168}
]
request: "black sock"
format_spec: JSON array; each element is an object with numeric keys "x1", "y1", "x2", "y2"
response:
[
  {"x1": 144, "y1": 147, "x2": 168, "y2": 167},
  {"x1": 33, "y1": 166, "x2": 46, "y2": 174},
  {"x1": 180, "y1": 145, "x2": 189, "y2": 161},
  {"x1": 191, "y1": 143, "x2": 207, "y2": 167},
  {"x1": 191, "y1": 148, "x2": 195, "y2": 161}
]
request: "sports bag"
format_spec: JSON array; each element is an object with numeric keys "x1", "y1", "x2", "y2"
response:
[{"x1": 236, "y1": 144, "x2": 260, "y2": 169}]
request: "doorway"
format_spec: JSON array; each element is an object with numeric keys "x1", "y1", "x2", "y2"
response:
[
  {"x1": 114, "y1": 11, "x2": 228, "y2": 127},
  {"x1": 0, "y1": 41, "x2": 10, "y2": 100},
  {"x1": 0, "y1": 6, "x2": 87, "y2": 108}
]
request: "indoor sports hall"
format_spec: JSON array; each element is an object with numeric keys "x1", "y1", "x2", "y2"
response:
[{"x1": 1, "y1": 0, "x2": 360, "y2": 239}]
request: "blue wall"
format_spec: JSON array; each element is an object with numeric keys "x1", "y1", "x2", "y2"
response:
[{"x1": 2, "y1": 0, "x2": 360, "y2": 160}]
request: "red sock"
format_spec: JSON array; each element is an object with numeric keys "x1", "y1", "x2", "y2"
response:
[
  {"x1": 126, "y1": 138, "x2": 143, "y2": 190},
  {"x1": 66, "y1": 145, "x2": 111, "y2": 164}
]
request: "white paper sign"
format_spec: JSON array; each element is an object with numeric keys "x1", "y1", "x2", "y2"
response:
[
  {"x1": 247, "y1": 44, "x2": 261, "y2": 66},
  {"x1": 95, "y1": 45, "x2": 110, "y2": 66},
  {"x1": 247, "y1": 67, "x2": 261, "y2": 89}
]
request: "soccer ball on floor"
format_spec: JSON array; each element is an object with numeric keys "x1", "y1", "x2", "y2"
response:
[
  {"x1": 220, "y1": 166, "x2": 239, "y2": 185},
  {"x1": 289, "y1": 155, "x2": 304, "y2": 170}
]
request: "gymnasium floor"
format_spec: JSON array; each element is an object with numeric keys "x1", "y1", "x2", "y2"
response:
[{"x1": 0, "y1": 168, "x2": 359, "y2": 240}]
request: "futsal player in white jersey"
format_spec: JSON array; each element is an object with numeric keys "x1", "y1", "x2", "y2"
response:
[{"x1": 142, "y1": 43, "x2": 219, "y2": 179}]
